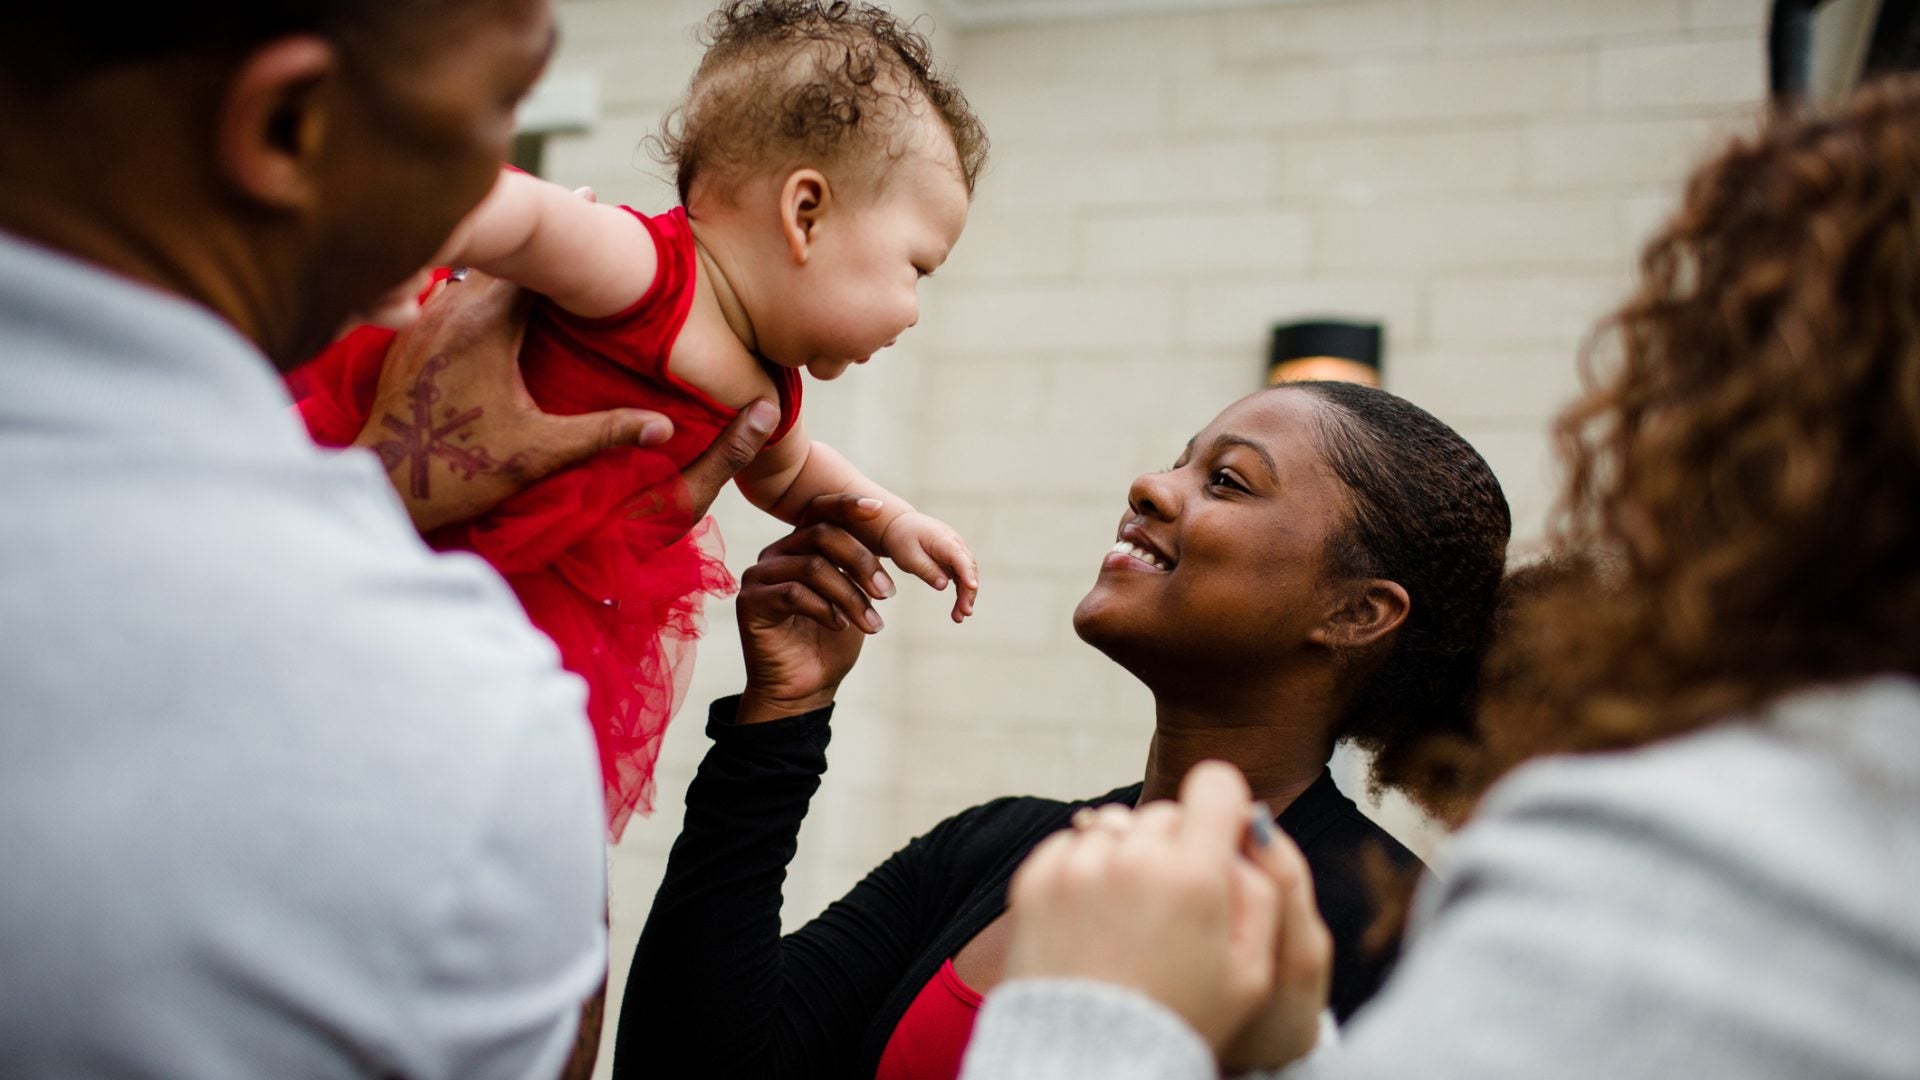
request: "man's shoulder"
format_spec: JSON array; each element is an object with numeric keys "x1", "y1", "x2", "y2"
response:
[{"x1": 0, "y1": 432, "x2": 605, "y2": 1077}]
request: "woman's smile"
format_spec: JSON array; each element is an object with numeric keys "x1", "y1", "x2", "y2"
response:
[
  {"x1": 1103, "y1": 522, "x2": 1178, "y2": 573},
  {"x1": 1103, "y1": 539, "x2": 1170, "y2": 573}
]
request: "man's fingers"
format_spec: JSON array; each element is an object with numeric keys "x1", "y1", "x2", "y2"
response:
[
  {"x1": 384, "y1": 270, "x2": 530, "y2": 381},
  {"x1": 422, "y1": 268, "x2": 524, "y2": 333},
  {"x1": 1177, "y1": 761, "x2": 1258, "y2": 856},
  {"x1": 532, "y1": 408, "x2": 674, "y2": 478},
  {"x1": 680, "y1": 399, "x2": 779, "y2": 519}
]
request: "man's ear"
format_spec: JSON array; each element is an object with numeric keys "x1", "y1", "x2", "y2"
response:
[
  {"x1": 1308, "y1": 579, "x2": 1411, "y2": 652},
  {"x1": 214, "y1": 37, "x2": 338, "y2": 213},
  {"x1": 778, "y1": 168, "x2": 830, "y2": 265}
]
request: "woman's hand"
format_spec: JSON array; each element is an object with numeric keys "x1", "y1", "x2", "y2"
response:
[
  {"x1": 735, "y1": 496, "x2": 894, "y2": 724},
  {"x1": 999, "y1": 762, "x2": 1289, "y2": 1052},
  {"x1": 1219, "y1": 803, "x2": 1334, "y2": 1073}
]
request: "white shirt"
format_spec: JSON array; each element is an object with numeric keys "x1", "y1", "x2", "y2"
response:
[{"x1": 0, "y1": 231, "x2": 607, "y2": 1078}]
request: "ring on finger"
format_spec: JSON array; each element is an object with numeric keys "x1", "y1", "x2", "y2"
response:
[{"x1": 1071, "y1": 805, "x2": 1133, "y2": 835}]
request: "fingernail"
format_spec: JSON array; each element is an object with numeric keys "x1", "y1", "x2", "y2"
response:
[
  {"x1": 872, "y1": 571, "x2": 896, "y2": 598},
  {"x1": 857, "y1": 497, "x2": 885, "y2": 512},
  {"x1": 744, "y1": 400, "x2": 778, "y2": 435},
  {"x1": 640, "y1": 418, "x2": 672, "y2": 445},
  {"x1": 866, "y1": 608, "x2": 885, "y2": 631},
  {"x1": 1247, "y1": 805, "x2": 1276, "y2": 848}
]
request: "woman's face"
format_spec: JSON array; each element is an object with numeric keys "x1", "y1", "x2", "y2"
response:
[{"x1": 1073, "y1": 390, "x2": 1356, "y2": 680}]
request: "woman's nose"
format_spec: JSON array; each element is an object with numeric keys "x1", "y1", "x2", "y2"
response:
[{"x1": 1127, "y1": 468, "x2": 1181, "y2": 520}]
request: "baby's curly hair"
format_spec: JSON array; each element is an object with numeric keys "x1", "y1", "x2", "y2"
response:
[
  {"x1": 658, "y1": 1, "x2": 988, "y2": 206},
  {"x1": 1461, "y1": 75, "x2": 1920, "y2": 802}
]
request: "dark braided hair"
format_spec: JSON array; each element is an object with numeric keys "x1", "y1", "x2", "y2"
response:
[
  {"x1": 659, "y1": 1, "x2": 988, "y2": 204},
  {"x1": 1284, "y1": 381, "x2": 1512, "y2": 807}
]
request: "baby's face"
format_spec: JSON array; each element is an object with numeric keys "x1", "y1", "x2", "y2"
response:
[{"x1": 756, "y1": 138, "x2": 970, "y2": 379}]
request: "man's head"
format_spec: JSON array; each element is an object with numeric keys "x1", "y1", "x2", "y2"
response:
[{"x1": 0, "y1": 1, "x2": 556, "y2": 366}]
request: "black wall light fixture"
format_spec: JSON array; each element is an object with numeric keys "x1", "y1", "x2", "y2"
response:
[
  {"x1": 1266, "y1": 319, "x2": 1383, "y2": 388},
  {"x1": 1770, "y1": 0, "x2": 1920, "y2": 101}
]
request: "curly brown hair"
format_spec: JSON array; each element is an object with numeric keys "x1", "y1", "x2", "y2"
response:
[
  {"x1": 658, "y1": 0, "x2": 988, "y2": 206},
  {"x1": 1463, "y1": 75, "x2": 1920, "y2": 803}
]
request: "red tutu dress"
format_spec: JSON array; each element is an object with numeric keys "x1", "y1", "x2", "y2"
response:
[{"x1": 287, "y1": 208, "x2": 802, "y2": 838}]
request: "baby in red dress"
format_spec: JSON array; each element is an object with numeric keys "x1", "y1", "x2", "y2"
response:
[{"x1": 291, "y1": 0, "x2": 989, "y2": 836}]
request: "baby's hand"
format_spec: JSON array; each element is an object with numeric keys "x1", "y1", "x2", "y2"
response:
[{"x1": 879, "y1": 511, "x2": 979, "y2": 622}]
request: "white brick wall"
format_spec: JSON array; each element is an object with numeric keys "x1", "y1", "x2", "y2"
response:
[{"x1": 535, "y1": 3, "x2": 1773, "y2": 1073}]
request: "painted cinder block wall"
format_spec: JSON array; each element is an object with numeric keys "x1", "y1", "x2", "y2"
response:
[{"x1": 534, "y1": 1, "x2": 1771, "y2": 1071}]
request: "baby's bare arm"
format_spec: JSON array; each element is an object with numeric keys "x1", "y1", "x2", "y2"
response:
[
  {"x1": 736, "y1": 425, "x2": 977, "y2": 620},
  {"x1": 446, "y1": 168, "x2": 659, "y2": 319},
  {"x1": 736, "y1": 421, "x2": 904, "y2": 537}
]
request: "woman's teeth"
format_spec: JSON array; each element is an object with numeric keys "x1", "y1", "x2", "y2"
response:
[{"x1": 1111, "y1": 540, "x2": 1170, "y2": 571}]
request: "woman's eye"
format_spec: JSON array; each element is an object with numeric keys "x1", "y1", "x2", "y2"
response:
[{"x1": 1208, "y1": 469, "x2": 1245, "y2": 492}]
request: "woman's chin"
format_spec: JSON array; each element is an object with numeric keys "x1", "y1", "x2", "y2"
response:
[{"x1": 1072, "y1": 590, "x2": 1140, "y2": 658}]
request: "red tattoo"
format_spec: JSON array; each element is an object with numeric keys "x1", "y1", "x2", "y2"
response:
[{"x1": 371, "y1": 354, "x2": 519, "y2": 499}]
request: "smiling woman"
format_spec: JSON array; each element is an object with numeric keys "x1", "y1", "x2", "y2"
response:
[{"x1": 616, "y1": 382, "x2": 1511, "y2": 1080}]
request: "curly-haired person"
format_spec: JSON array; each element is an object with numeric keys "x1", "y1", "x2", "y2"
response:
[
  {"x1": 959, "y1": 74, "x2": 1920, "y2": 1080},
  {"x1": 288, "y1": 0, "x2": 990, "y2": 835}
]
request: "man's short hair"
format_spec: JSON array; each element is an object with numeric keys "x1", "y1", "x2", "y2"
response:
[{"x1": 1, "y1": 3, "x2": 446, "y2": 91}]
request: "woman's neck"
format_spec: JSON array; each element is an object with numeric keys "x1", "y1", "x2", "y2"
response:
[{"x1": 1137, "y1": 683, "x2": 1340, "y2": 809}]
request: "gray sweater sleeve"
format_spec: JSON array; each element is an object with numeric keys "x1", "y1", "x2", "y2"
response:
[
  {"x1": 961, "y1": 980, "x2": 1220, "y2": 1080},
  {"x1": 960, "y1": 678, "x2": 1920, "y2": 1080}
]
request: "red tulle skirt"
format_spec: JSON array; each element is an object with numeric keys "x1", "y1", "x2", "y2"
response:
[{"x1": 290, "y1": 327, "x2": 735, "y2": 838}]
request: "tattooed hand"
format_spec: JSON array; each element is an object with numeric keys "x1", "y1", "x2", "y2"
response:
[{"x1": 354, "y1": 270, "x2": 690, "y2": 533}]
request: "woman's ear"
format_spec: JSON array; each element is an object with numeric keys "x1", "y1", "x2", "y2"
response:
[
  {"x1": 1309, "y1": 579, "x2": 1410, "y2": 652},
  {"x1": 215, "y1": 37, "x2": 339, "y2": 213},
  {"x1": 778, "y1": 168, "x2": 830, "y2": 265}
]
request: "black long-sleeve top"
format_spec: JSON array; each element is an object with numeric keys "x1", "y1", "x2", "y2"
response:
[{"x1": 613, "y1": 697, "x2": 1421, "y2": 1079}]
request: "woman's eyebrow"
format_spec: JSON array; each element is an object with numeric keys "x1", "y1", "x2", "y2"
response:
[{"x1": 1208, "y1": 434, "x2": 1279, "y2": 481}]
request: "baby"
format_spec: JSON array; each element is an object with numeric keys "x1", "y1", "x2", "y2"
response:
[{"x1": 292, "y1": 0, "x2": 989, "y2": 834}]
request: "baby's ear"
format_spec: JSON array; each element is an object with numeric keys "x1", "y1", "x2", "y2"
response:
[
  {"x1": 1308, "y1": 579, "x2": 1409, "y2": 652},
  {"x1": 778, "y1": 168, "x2": 830, "y2": 264}
]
